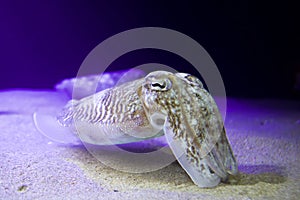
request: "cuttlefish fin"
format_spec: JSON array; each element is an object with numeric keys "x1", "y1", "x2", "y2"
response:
[
  {"x1": 55, "y1": 69, "x2": 146, "y2": 99},
  {"x1": 33, "y1": 112, "x2": 81, "y2": 145}
]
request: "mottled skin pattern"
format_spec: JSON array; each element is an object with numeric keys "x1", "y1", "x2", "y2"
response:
[
  {"x1": 58, "y1": 70, "x2": 237, "y2": 187},
  {"x1": 140, "y1": 71, "x2": 237, "y2": 186},
  {"x1": 58, "y1": 78, "x2": 160, "y2": 144}
]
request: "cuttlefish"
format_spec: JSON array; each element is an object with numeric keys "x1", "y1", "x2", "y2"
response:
[{"x1": 34, "y1": 70, "x2": 237, "y2": 188}]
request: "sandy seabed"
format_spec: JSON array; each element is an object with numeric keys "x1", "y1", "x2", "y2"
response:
[{"x1": 0, "y1": 90, "x2": 299, "y2": 200}]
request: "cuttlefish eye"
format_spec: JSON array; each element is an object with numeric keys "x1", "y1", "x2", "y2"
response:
[
  {"x1": 175, "y1": 73, "x2": 203, "y2": 88},
  {"x1": 149, "y1": 79, "x2": 172, "y2": 91}
]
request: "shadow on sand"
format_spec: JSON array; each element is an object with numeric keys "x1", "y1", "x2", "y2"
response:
[
  {"x1": 224, "y1": 164, "x2": 287, "y2": 186},
  {"x1": 67, "y1": 144, "x2": 288, "y2": 188}
]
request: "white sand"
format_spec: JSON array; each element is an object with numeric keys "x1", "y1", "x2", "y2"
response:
[{"x1": 0, "y1": 90, "x2": 299, "y2": 199}]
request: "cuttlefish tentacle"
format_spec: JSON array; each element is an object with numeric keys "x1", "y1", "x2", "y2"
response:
[{"x1": 37, "y1": 70, "x2": 237, "y2": 188}]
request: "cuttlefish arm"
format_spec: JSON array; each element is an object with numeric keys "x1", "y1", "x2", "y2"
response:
[
  {"x1": 140, "y1": 71, "x2": 237, "y2": 187},
  {"x1": 163, "y1": 88, "x2": 237, "y2": 187}
]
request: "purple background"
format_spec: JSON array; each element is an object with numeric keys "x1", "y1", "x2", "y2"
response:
[{"x1": 0, "y1": 1, "x2": 299, "y2": 99}]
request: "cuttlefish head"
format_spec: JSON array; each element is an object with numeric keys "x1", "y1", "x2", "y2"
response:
[
  {"x1": 138, "y1": 70, "x2": 237, "y2": 188},
  {"x1": 139, "y1": 71, "x2": 174, "y2": 130}
]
